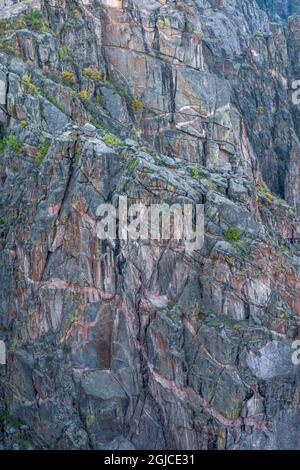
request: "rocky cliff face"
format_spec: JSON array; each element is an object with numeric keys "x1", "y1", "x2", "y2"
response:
[
  {"x1": 257, "y1": 0, "x2": 300, "y2": 19},
  {"x1": 0, "y1": 0, "x2": 300, "y2": 450}
]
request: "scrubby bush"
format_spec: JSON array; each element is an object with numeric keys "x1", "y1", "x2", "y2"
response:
[
  {"x1": 19, "y1": 120, "x2": 27, "y2": 129},
  {"x1": 224, "y1": 226, "x2": 242, "y2": 242},
  {"x1": 0, "y1": 39, "x2": 15, "y2": 55},
  {"x1": 157, "y1": 17, "x2": 170, "y2": 27},
  {"x1": 59, "y1": 45, "x2": 69, "y2": 60},
  {"x1": 102, "y1": 133, "x2": 124, "y2": 146},
  {"x1": 258, "y1": 183, "x2": 273, "y2": 201},
  {"x1": 36, "y1": 139, "x2": 49, "y2": 163},
  {"x1": 0, "y1": 134, "x2": 22, "y2": 154},
  {"x1": 61, "y1": 70, "x2": 75, "y2": 86},
  {"x1": 256, "y1": 106, "x2": 265, "y2": 114},
  {"x1": 83, "y1": 68, "x2": 103, "y2": 81},
  {"x1": 206, "y1": 181, "x2": 215, "y2": 191},
  {"x1": 189, "y1": 167, "x2": 201, "y2": 180},
  {"x1": 79, "y1": 89, "x2": 89, "y2": 101},
  {"x1": 21, "y1": 73, "x2": 40, "y2": 94},
  {"x1": 131, "y1": 98, "x2": 143, "y2": 113},
  {"x1": 25, "y1": 9, "x2": 47, "y2": 33}
]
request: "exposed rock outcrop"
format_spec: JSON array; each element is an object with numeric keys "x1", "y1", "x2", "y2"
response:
[{"x1": 0, "y1": 0, "x2": 299, "y2": 450}]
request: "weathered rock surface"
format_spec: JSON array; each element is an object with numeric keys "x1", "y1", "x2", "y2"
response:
[{"x1": 0, "y1": 0, "x2": 299, "y2": 450}]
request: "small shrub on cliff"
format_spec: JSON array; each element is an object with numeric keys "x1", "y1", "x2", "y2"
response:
[
  {"x1": 206, "y1": 181, "x2": 215, "y2": 191},
  {"x1": 0, "y1": 19, "x2": 10, "y2": 36},
  {"x1": 59, "y1": 45, "x2": 69, "y2": 60},
  {"x1": 0, "y1": 40, "x2": 15, "y2": 55},
  {"x1": 258, "y1": 183, "x2": 273, "y2": 201},
  {"x1": 224, "y1": 226, "x2": 242, "y2": 243},
  {"x1": 79, "y1": 89, "x2": 89, "y2": 101},
  {"x1": 25, "y1": 9, "x2": 47, "y2": 33},
  {"x1": 157, "y1": 17, "x2": 170, "y2": 28},
  {"x1": 185, "y1": 23, "x2": 194, "y2": 34},
  {"x1": 21, "y1": 73, "x2": 39, "y2": 94},
  {"x1": 0, "y1": 136, "x2": 6, "y2": 154},
  {"x1": 189, "y1": 167, "x2": 201, "y2": 180},
  {"x1": 8, "y1": 135, "x2": 22, "y2": 152},
  {"x1": 20, "y1": 440, "x2": 30, "y2": 450},
  {"x1": 72, "y1": 7, "x2": 81, "y2": 18},
  {"x1": 0, "y1": 135, "x2": 22, "y2": 154},
  {"x1": 45, "y1": 94, "x2": 63, "y2": 112},
  {"x1": 36, "y1": 139, "x2": 49, "y2": 164},
  {"x1": 13, "y1": 15, "x2": 26, "y2": 30},
  {"x1": 83, "y1": 68, "x2": 103, "y2": 81},
  {"x1": 128, "y1": 160, "x2": 137, "y2": 170},
  {"x1": 0, "y1": 401, "x2": 23, "y2": 432},
  {"x1": 61, "y1": 70, "x2": 76, "y2": 86},
  {"x1": 19, "y1": 120, "x2": 27, "y2": 129},
  {"x1": 256, "y1": 106, "x2": 265, "y2": 114},
  {"x1": 131, "y1": 98, "x2": 143, "y2": 113},
  {"x1": 102, "y1": 133, "x2": 124, "y2": 147}
]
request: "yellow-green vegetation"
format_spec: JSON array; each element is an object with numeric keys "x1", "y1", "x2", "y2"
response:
[
  {"x1": 11, "y1": 209, "x2": 18, "y2": 221},
  {"x1": 102, "y1": 133, "x2": 124, "y2": 146},
  {"x1": 0, "y1": 400, "x2": 23, "y2": 432},
  {"x1": 68, "y1": 310, "x2": 79, "y2": 327},
  {"x1": 206, "y1": 180, "x2": 215, "y2": 191},
  {"x1": 224, "y1": 226, "x2": 242, "y2": 242},
  {"x1": 189, "y1": 167, "x2": 201, "y2": 180},
  {"x1": 185, "y1": 23, "x2": 194, "y2": 34},
  {"x1": 36, "y1": 139, "x2": 49, "y2": 163},
  {"x1": 25, "y1": 9, "x2": 47, "y2": 33},
  {"x1": 0, "y1": 39, "x2": 15, "y2": 55},
  {"x1": 72, "y1": 7, "x2": 81, "y2": 17},
  {"x1": 93, "y1": 95, "x2": 102, "y2": 105},
  {"x1": 83, "y1": 67, "x2": 103, "y2": 81},
  {"x1": 131, "y1": 98, "x2": 143, "y2": 113},
  {"x1": 13, "y1": 16, "x2": 26, "y2": 30},
  {"x1": 258, "y1": 183, "x2": 273, "y2": 201},
  {"x1": 9, "y1": 135, "x2": 22, "y2": 152},
  {"x1": 224, "y1": 407, "x2": 240, "y2": 420},
  {"x1": 21, "y1": 73, "x2": 40, "y2": 94},
  {"x1": 45, "y1": 93, "x2": 63, "y2": 112},
  {"x1": 256, "y1": 106, "x2": 265, "y2": 114},
  {"x1": 59, "y1": 45, "x2": 69, "y2": 60},
  {"x1": 0, "y1": 134, "x2": 22, "y2": 154},
  {"x1": 0, "y1": 19, "x2": 10, "y2": 36},
  {"x1": 61, "y1": 70, "x2": 76, "y2": 86},
  {"x1": 20, "y1": 440, "x2": 30, "y2": 450},
  {"x1": 123, "y1": 181, "x2": 131, "y2": 192},
  {"x1": 254, "y1": 31, "x2": 263, "y2": 39},
  {"x1": 19, "y1": 120, "x2": 27, "y2": 129},
  {"x1": 157, "y1": 17, "x2": 170, "y2": 27},
  {"x1": 128, "y1": 160, "x2": 137, "y2": 170},
  {"x1": 79, "y1": 89, "x2": 89, "y2": 101},
  {"x1": 85, "y1": 414, "x2": 96, "y2": 428},
  {"x1": 0, "y1": 10, "x2": 47, "y2": 36}
]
